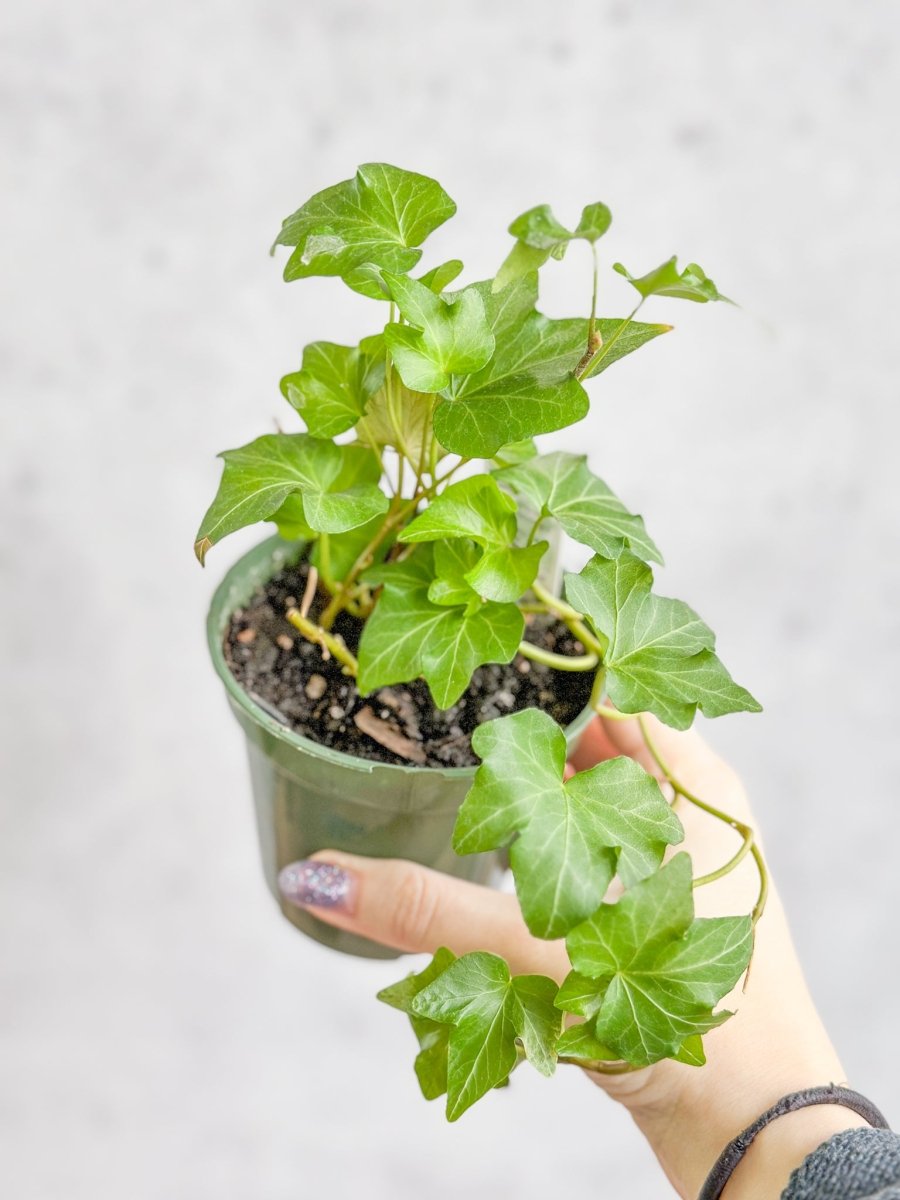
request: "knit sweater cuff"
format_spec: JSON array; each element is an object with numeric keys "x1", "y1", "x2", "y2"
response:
[{"x1": 782, "y1": 1128, "x2": 900, "y2": 1200}]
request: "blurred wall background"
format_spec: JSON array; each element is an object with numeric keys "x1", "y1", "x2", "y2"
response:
[{"x1": 2, "y1": 2, "x2": 899, "y2": 1196}]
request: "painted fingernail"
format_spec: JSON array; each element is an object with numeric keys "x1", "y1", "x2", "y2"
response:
[{"x1": 278, "y1": 861, "x2": 353, "y2": 911}]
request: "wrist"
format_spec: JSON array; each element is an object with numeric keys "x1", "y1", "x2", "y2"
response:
[
  {"x1": 723, "y1": 1104, "x2": 868, "y2": 1200},
  {"x1": 625, "y1": 1064, "x2": 869, "y2": 1200}
]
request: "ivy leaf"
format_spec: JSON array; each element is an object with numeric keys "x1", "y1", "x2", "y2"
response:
[
  {"x1": 194, "y1": 435, "x2": 388, "y2": 563},
  {"x1": 578, "y1": 319, "x2": 673, "y2": 380},
  {"x1": 493, "y1": 240, "x2": 552, "y2": 291},
  {"x1": 494, "y1": 203, "x2": 611, "y2": 289},
  {"x1": 411, "y1": 952, "x2": 562, "y2": 1120},
  {"x1": 493, "y1": 438, "x2": 538, "y2": 468},
  {"x1": 434, "y1": 275, "x2": 588, "y2": 457},
  {"x1": 556, "y1": 1024, "x2": 618, "y2": 1061},
  {"x1": 434, "y1": 276, "x2": 668, "y2": 458},
  {"x1": 400, "y1": 476, "x2": 547, "y2": 604},
  {"x1": 382, "y1": 274, "x2": 495, "y2": 392},
  {"x1": 564, "y1": 553, "x2": 762, "y2": 729},
  {"x1": 378, "y1": 947, "x2": 457, "y2": 1101},
  {"x1": 428, "y1": 540, "x2": 483, "y2": 612},
  {"x1": 279, "y1": 342, "x2": 384, "y2": 439},
  {"x1": 357, "y1": 547, "x2": 523, "y2": 708},
  {"x1": 356, "y1": 382, "x2": 438, "y2": 476},
  {"x1": 273, "y1": 163, "x2": 456, "y2": 299},
  {"x1": 495, "y1": 451, "x2": 662, "y2": 564},
  {"x1": 575, "y1": 203, "x2": 613, "y2": 243},
  {"x1": 561, "y1": 853, "x2": 752, "y2": 1066},
  {"x1": 418, "y1": 260, "x2": 464, "y2": 292},
  {"x1": 453, "y1": 709, "x2": 683, "y2": 938},
  {"x1": 613, "y1": 256, "x2": 731, "y2": 304}
]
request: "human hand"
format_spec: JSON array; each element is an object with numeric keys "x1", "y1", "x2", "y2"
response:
[{"x1": 279, "y1": 713, "x2": 865, "y2": 1198}]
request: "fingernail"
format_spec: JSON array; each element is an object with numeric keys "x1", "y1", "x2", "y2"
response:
[{"x1": 278, "y1": 860, "x2": 354, "y2": 912}]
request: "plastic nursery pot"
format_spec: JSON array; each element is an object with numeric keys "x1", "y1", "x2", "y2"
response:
[{"x1": 207, "y1": 535, "x2": 596, "y2": 959}]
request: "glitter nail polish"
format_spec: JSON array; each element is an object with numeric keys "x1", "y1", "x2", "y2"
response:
[{"x1": 278, "y1": 861, "x2": 352, "y2": 910}]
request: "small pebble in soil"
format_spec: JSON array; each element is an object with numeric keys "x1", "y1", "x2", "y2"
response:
[
  {"x1": 305, "y1": 674, "x2": 327, "y2": 700},
  {"x1": 236, "y1": 627, "x2": 256, "y2": 644},
  {"x1": 276, "y1": 634, "x2": 294, "y2": 651}
]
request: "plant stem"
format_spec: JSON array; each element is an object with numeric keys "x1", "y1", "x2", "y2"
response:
[
  {"x1": 525, "y1": 511, "x2": 545, "y2": 547},
  {"x1": 285, "y1": 608, "x2": 359, "y2": 676},
  {"x1": 575, "y1": 301, "x2": 644, "y2": 382},
  {"x1": 636, "y1": 715, "x2": 769, "y2": 925},
  {"x1": 588, "y1": 241, "x2": 599, "y2": 342},
  {"x1": 517, "y1": 641, "x2": 598, "y2": 671},
  {"x1": 531, "y1": 581, "x2": 604, "y2": 657},
  {"x1": 317, "y1": 532, "x2": 334, "y2": 591}
]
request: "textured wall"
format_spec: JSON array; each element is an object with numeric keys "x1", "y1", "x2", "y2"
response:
[{"x1": 2, "y1": 2, "x2": 899, "y2": 1196}]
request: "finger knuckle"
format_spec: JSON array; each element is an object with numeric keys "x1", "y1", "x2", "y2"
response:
[{"x1": 390, "y1": 865, "x2": 440, "y2": 950}]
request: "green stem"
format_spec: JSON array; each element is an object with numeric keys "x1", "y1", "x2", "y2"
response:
[
  {"x1": 588, "y1": 241, "x2": 599, "y2": 342},
  {"x1": 637, "y1": 715, "x2": 769, "y2": 925},
  {"x1": 517, "y1": 641, "x2": 598, "y2": 672},
  {"x1": 317, "y1": 532, "x2": 334, "y2": 591},
  {"x1": 525, "y1": 511, "x2": 545, "y2": 547},
  {"x1": 575, "y1": 300, "x2": 644, "y2": 382},
  {"x1": 285, "y1": 609, "x2": 359, "y2": 676},
  {"x1": 531, "y1": 581, "x2": 604, "y2": 657}
]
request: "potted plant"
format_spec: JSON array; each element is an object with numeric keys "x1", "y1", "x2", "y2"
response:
[{"x1": 197, "y1": 163, "x2": 766, "y2": 1114}]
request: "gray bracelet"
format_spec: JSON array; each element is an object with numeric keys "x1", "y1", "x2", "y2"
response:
[{"x1": 697, "y1": 1084, "x2": 890, "y2": 1200}]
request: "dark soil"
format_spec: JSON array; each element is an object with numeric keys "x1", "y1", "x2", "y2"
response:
[{"x1": 224, "y1": 559, "x2": 594, "y2": 769}]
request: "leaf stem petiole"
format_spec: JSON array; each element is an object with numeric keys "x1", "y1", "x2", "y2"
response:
[
  {"x1": 517, "y1": 642, "x2": 598, "y2": 672},
  {"x1": 636, "y1": 715, "x2": 769, "y2": 925}
]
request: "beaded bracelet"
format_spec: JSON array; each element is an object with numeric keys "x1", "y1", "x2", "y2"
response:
[{"x1": 697, "y1": 1084, "x2": 890, "y2": 1200}]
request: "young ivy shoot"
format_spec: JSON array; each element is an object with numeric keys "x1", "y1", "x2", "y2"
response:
[{"x1": 196, "y1": 163, "x2": 764, "y2": 1121}]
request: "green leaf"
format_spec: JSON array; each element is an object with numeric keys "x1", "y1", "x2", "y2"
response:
[
  {"x1": 378, "y1": 947, "x2": 457, "y2": 1101},
  {"x1": 561, "y1": 853, "x2": 752, "y2": 1066},
  {"x1": 411, "y1": 952, "x2": 562, "y2": 1120},
  {"x1": 400, "y1": 476, "x2": 547, "y2": 603},
  {"x1": 494, "y1": 202, "x2": 611, "y2": 290},
  {"x1": 418, "y1": 260, "x2": 464, "y2": 292},
  {"x1": 493, "y1": 240, "x2": 552, "y2": 291},
  {"x1": 493, "y1": 439, "x2": 538, "y2": 468},
  {"x1": 564, "y1": 553, "x2": 762, "y2": 729},
  {"x1": 428, "y1": 540, "x2": 483, "y2": 611},
  {"x1": 194, "y1": 435, "x2": 388, "y2": 563},
  {"x1": 434, "y1": 275, "x2": 589, "y2": 457},
  {"x1": 495, "y1": 451, "x2": 662, "y2": 564},
  {"x1": 433, "y1": 276, "x2": 669, "y2": 458},
  {"x1": 575, "y1": 203, "x2": 613, "y2": 243},
  {"x1": 453, "y1": 710, "x2": 683, "y2": 939},
  {"x1": 357, "y1": 547, "x2": 524, "y2": 708},
  {"x1": 613, "y1": 256, "x2": 731, "y2": 304},
  {"x1": 273, "y1": 164, "x2": 455, "y2": 299},
  {"x1": 356, "y1": 381, "x2": 438, "y2": 476},
  {"x1": 279, "y1": 342, "x2": 384, "y2": 439},
  {"x1": 383, "y1": 274, "x2": 494, "y2": 392},
  {"x1": 556, "y1": 1024, "x2": 618, "y2": 1061},
  {"x1": 509, "y1": 204, "x2": 573, "y2": 251},
  {"x1": 579, "y1": 318, "x2": 673, "y2": 380}
]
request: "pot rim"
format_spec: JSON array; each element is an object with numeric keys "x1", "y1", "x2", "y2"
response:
[{"x1": 207, "y1": 534, "x2": 596, "y2": 779}]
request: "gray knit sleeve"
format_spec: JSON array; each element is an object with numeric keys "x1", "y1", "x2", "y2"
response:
[{"x1": 781, "y1": 1128, "x2": 900, "y2": 1199}]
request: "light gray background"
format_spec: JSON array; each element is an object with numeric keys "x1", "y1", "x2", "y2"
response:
[{"x1": 2, "y1": 2, "x2": 898, "y2": 1197}]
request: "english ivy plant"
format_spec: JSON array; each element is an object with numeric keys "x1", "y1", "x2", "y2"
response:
[{"x1": 196, "y1": 163, "x2": 766, "y2": 1120}]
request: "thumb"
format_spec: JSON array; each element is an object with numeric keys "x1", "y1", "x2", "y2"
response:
[{"x1": 278, "y1": 851, "x2": 568, "y2": 979}]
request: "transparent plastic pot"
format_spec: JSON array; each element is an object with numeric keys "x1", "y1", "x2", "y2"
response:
[{"x1": 207, "y1": 535, "x2": 595, "y2": 959}]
